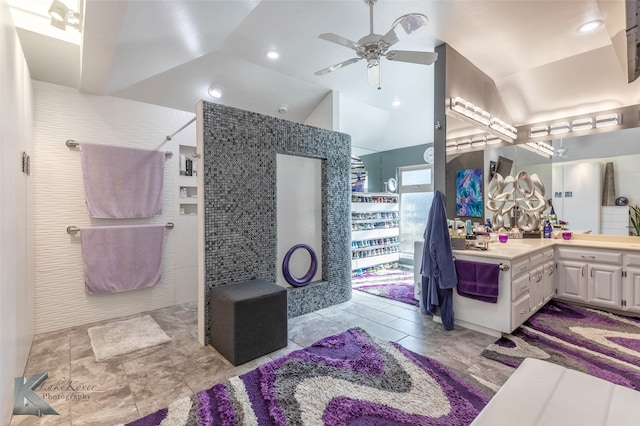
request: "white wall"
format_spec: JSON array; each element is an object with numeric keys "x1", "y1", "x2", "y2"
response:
[
  {"x1": 552, "y1": 161, "x2": 602, "y2": 233},
  {"x1": 0, "y1": 0, "x2": 34, "y2": 422},
  {"x1": 304, "y1": 91, "x2": 338, "y2": 131},
  {"x1": 32, "y1": 81, "x2": 194, "y2": 333},
  {"x1": 276, "y1": 154, "x2": 322, "y2": 286}
]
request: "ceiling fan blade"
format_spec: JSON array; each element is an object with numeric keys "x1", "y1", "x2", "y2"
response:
[
  {"x1": 315, "y1": 57, "x2": 362, "y2": 76},
  {"x1": 318, "y1": 33, "x2": 361, "y2": 51},
  {"x1": 385, "y1": 50, "x2": 438, "y2": 65},
  {"x1": 382, "y1": 13, "x2": 428, "y2": 47},
  {"x1": 367, "y1": 61, "x2": 381, "y2": 89}
]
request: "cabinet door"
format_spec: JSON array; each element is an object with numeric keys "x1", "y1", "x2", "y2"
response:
[
  {"x1": 556, "y1": 260, "x2": 588, "y2": 302},
  {"x1": 529, "y1": 267, "x2": 544, "y2": 313},
  {"x1": 623, "y1": 266, "x2": 640, "y2": 314},
  {"x1": 542, "y1": 261, "x2": 555, "y2": 304},
  {"x1": 587, "y1": 263, "x2": 622, "y2": 309}
]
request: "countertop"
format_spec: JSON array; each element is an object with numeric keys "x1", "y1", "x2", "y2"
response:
[{"x1": 452, "y1": 235, "x2": 640, "y2": 261}]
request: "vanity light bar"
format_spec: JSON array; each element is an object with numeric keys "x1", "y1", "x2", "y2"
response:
[
  {"x1": 485, "y1": 135, "x2": 502, "y2": 145},
  {"x1": 595, "y1": 113, "x2": 622, "y2": 128},
  {"x1": 456, "y1": 138, "x2": 472, "y2": 150},
  {"x1": 549, "y1": 122, "x2": 570, "y2": 135},
  {"x1": 527, "y1": 112, "x2": 622, "y2": 138},
  {"x1": 489, "y1": 117, "x2": 518, "y2": 140},
  {"x1": 529, "y1": 125, "x2": 549, "y2": 138},
  {"x1": 525, "y1": 141, "x2": 554, "y2": 157},
  {"x1": 471, "y1": 136, "x2": 487, "y2": 147},
  {"x1": 571, "y1": 117, "x2": 594, "y2": 131},
  {"x1": 450, "y1": 97, "x2": 515, "y2": 139}
]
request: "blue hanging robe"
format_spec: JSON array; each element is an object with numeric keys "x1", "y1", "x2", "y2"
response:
[{"x1": 420, "y1": 190, "x2": 458, "y2": 330}]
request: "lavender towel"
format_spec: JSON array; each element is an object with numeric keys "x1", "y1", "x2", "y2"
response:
[
  {"x1": 80, "y1": 225, "x2": 164, "y2": 294},
  {"x1": 455, "y1": 259, "x2": 500, "y2": 303},
  {"x1": 81, "y1": 144, "x2": 165, "y2": 218}
]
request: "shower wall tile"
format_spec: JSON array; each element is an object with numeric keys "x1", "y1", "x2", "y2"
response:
[
  {"x1": 201, "y1": 103, "x2": 352, "y2": 343},
  {"x1": 32, "y1": 81, "x2": 193, "y2": 333}
]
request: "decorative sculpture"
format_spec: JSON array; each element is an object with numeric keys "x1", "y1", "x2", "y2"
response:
[{"x1": 486, "y1": 171, "x2": 548, "y2": 232}]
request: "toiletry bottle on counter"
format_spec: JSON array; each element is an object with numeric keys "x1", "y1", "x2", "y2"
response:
[{"x1": 543, "y1": 219, "x2": 552, "y2": 239}]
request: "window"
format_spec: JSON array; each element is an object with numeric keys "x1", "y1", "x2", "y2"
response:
[{"x1": 398, "y1": 164, "x2": 434, "y2": 259}]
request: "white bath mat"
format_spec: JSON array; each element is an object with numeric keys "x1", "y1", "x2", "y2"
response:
[{"x1": 88, "y1": 315, "x2": 171, "y2": 361}]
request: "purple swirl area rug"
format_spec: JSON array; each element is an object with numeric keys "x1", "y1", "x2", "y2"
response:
[
  {"x1": 352, "y1": 269, "x2": 419, "y2": 306},
  {"x1": 482, "y1": 300, "x2": 640, "y2": 390},
  {"x1": 127, "y1": 328, "x2": 493, "y2": 425}
]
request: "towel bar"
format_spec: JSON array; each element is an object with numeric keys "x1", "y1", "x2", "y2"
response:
[
  {"x1": 66, "y1": 140, "x2": 173, "y2": 158},
  {"x1": 454, "y1": 256, "x2": 510, "y2": 272},
  {"x1": 67, "y1": 222, "x2": 174, "y2": 235}
]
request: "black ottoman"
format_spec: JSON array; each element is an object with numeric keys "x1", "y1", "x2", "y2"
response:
[{"x1": 209, "y1": 279, "x2": 288, "y2": 365}]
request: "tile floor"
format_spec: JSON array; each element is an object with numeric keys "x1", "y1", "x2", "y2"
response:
[{"x1": 11, "y1": 290, "x2": 514, "y2": 426}]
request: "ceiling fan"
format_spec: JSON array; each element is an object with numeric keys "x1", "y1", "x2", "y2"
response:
[{"x1": 314, "y1": 0, "x2": 438, "y2": 89}]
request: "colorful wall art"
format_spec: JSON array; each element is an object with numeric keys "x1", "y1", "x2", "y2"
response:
[{"x1": 456, "y1": 169, "x2": 483, "y2": 217}]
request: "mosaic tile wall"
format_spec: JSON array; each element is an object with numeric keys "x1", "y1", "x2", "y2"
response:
[{"x1": 201, "y1": 102, "x2": 352, "y2": 343}]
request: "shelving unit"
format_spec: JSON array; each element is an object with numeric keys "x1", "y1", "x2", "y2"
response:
[
  {"x1": 351, "y1": 192, "x2": 400, "y2": 273},
  {"x1": 178, "y1": 144, "x2": 198, "y2": 216},
  {"x1": 175, "y1": 142, "x2": 198, "y2": 305}
]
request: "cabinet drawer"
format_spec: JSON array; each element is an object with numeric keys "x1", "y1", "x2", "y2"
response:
[
  {"x1": 529, "y1": 252, "x2": 545, "y2": 267},
  {"x1": 512, "y1": 273, "x2": 530, "y2": 301},
  {"x1": 624, "y1": 253, "x2": 640, "y2": 268},
  {"x1": 556, "y1": 247, "x2": 622, "y2": 264},
  {"x1": 512, "y1": 257, "x2": 531, "y2": 276},
  {"x1": 511, "y1": 293, "x2": 531, "y2": 331}
]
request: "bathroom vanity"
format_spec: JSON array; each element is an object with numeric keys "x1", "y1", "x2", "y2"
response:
[{"x1": 415, "y1": 236, "x2": 640, "y2": 336}]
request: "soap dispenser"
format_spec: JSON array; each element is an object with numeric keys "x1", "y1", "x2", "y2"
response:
[{"x1": 543, "y1": 218, "x2": 552, "y2": 239}]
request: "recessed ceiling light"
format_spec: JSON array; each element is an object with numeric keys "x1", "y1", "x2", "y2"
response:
[
  {"x1": 392, "y1": 99, "x2": 401, "y2": 107},
  {"x1": 577, "y1": 20, "x2": 603, "y2": 33},
  {"x1": 267, "y1": 50, "x2": 280, "y2": 60},
  {"x1": 208, "y1": 85, "x2": 223, "y2": 99}
]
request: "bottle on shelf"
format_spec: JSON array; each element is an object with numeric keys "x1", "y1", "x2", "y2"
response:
[{"x1": 543, "y1": 218, "x2": 552, "y2": 239}]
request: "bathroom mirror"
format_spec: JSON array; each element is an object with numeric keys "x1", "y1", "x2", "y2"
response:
[{"x1": 446, "y1": 114, "x2": 640, "y2": 236}]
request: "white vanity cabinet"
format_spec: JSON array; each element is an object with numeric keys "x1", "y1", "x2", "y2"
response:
[
  {"x1": 622, "y1": 253, "x2": 640, "y2": 314},
  {"x1": 518, "y1": 249, "x2": 555, "y2": 329},
  {"x1": 555, "y1": 247, "x2": 622, "y2": 310},
  {"x1": 453, "y1": 246, "x2": 554, "y2": 336}
]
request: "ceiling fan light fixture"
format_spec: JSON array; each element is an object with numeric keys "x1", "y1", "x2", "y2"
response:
[
  {"x1": 390, "y1": 13, "x2": 428, "y2": 36},
  {"x1": 314, "y1": 1, "x2": 436, "y2": 87},
  {"x1": 578, "y1": 20, "x2": 603, "y2": 33}
]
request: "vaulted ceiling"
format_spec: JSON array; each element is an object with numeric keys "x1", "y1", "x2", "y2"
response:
[{"x1": 10, "y1": 0, "x2": 640, "y2": 155}]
